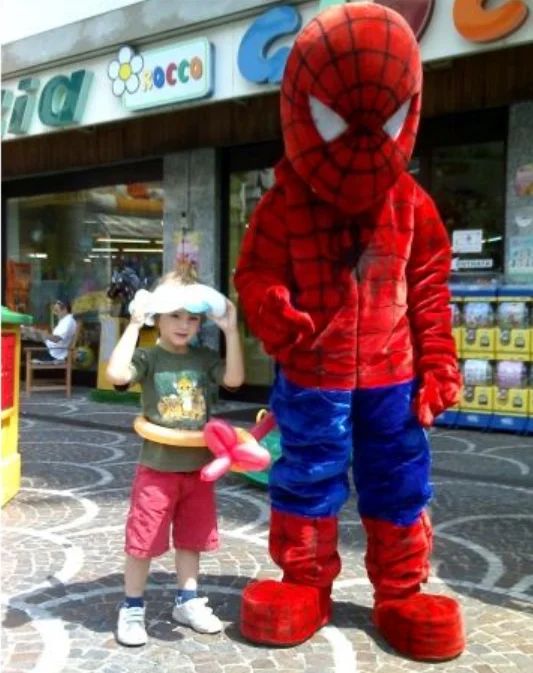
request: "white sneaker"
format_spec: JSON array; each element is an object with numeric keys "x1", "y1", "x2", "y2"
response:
[
  {"x1": 172, "y1": 597, "x2": 222, "y2": 634},
  {"x1": 116, "y1": 605, "x2": 148, "y2": 646}
]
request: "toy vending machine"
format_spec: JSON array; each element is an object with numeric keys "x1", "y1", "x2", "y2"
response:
[
  {"x1": 462, "y1": 289, "x2": 497, "y2": 359},
  {"x1": 496, "y1": 287, "x2": 532, "y2": 361},
  {"x1": 458, "y1": 359, "x2": 494, "y2": 429},
  {"x1": 528, "y1": 366, "x2": 533, "y2": 435},
  {"x1": 435, "y1": 293, "x2": 463, "y2": 428},
  {"x1": 492, "y1": 361, "x2": 529, "y2": 432},
  {"x1": 451, "y1": 297, "x2": 463, "y2": 358}
]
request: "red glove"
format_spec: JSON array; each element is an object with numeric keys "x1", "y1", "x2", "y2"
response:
[
  {"x1": 257, "y1": 286, "x2": 315, "y2": 356},
  {"x1": 414, "y1": 371, "x2": 462, "y2": 428}
]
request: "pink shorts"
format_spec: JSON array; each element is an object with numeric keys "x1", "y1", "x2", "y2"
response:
[{"x1": 125, "y1": 465, "x2": 219, "y2": 558}]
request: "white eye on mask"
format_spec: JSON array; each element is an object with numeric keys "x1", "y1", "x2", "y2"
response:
[
  {"x1": 129, "y1": 284, "x2": 227, "y2": 326},
  {"x1": 309, "y1": 95, "x2": 349, "y2": 142},
  {"x1": 383, "y1": 99, "x2": 411, "y2": 140},
  {"x1": 309, "y1": 95, "x2": 411, "y2": 143}
]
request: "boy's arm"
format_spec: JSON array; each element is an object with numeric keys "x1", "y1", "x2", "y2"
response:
[
  {"x1": 106, "y1": 318, "x2": 143, "y2": 386},
  {"x1": 223, "y1": 326, "x2": 245, "y2": 390},
  {"x1": 407, "y1": 189, "x2": 462, "y2": 427},
  {"x1": 208, "y1": 301, "x2": 245, "y2": 390}
]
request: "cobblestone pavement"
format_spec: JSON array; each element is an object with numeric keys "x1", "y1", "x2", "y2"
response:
[{"x1": 2, "y1": 391, "x2": 533, "y2": 673}]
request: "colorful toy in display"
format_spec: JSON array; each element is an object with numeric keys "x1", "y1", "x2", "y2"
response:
[
  {"x1": 234, "y1": 3, "x2": 464, "y2": 662},
  {"x1": 107, "y1": 266, "x2": 147, "y2": 317}
]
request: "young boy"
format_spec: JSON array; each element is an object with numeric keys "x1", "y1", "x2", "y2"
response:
[{"x1": 107, "y1": 272, "x2": 244, "y2": 646}]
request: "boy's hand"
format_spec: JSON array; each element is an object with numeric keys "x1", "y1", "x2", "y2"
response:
[
  {"x1": 207, "y1": 300, "x2": 238, "y2": 334},
  {"x1": 129, "y1": 289, "x2": 151, "y2": 327}
]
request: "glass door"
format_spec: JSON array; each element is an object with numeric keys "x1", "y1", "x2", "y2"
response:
[
  {"x1": 228, "y1": 168, "x2": 276, "y2": 388},
  {"x1": 222, "y1": 141, "x2": 283, "y2": 400}
]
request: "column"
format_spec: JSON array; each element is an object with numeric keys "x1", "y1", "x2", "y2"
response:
[{"x1": 163, "y1": 148, "x2": 221, "y2": 349}]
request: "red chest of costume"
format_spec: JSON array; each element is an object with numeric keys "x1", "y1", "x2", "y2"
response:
[{"x1": 281, "y1": 168, "x2": 418, "y2": 390}]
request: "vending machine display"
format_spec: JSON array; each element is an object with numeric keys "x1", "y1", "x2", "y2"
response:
[
  {"x1": 490, "y1": 361, "x2": 529, "y2": 432},
  {"x1": 446, "y1": 285, "x2": 533, "y2": 434},
  {"x1": 460, "y1": 359, "x2": 494, "y2": 411},
  {"x1": 528, "y1": 366, "x2": 533, "y2": 434},
  {"x1": 451, "y1": 301, "x2": 463, "y2": 357},
  {"x1": 463, "y1": 301, "x2": 496, "y2": 357},
  {"x1": 494, "y1": 361, "x2": 528, "y2": 413},
  {"x1": 496, "y1": 300, "x2": 531, "y2": 360}
]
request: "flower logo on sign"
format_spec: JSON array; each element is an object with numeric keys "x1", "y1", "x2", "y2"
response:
[{"x1": 108, "y1": 46, "x2": 144, "y2": 97}]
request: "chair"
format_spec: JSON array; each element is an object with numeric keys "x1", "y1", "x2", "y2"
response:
[{"x1": 24, "y1": 320, "x2": 82, "y2": 398}]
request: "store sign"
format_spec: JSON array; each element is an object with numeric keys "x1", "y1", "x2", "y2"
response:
[
  {"x1": 2, "y1": 0, "x2": 532, "y2": 141},
  {"x1": 453, "y1": 0, "x2": 529, "y2": 44},
  {"x1": 108, "y1": 39, "x2": 214, "y2": 111},
  {"x1": 453, "y1": 229, "x2": 483, "y2": 254},
  {"x1": 238, "y1": 6, "x2": 302, "y2": 85},
  {"x1": 1, "y1": 69, "x2": 93, "y2": 137},
  {"x1": 238, "y1": 0, "x2": 530, "y2": 85},
  {"x1": 452, "y1": 258, "x2": 494, "y2": 270}
]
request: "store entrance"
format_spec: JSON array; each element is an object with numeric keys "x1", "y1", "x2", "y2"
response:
[
  {"x1": 2, "y1": 160, "x2": 164, "y2": 388},
  {"x1": 221, "y1": 142, "x2": 283, "y2": 403}
]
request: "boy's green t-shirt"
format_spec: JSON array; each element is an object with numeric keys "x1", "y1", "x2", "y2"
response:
[{"x1": 130, "y1": 345, "x2": 223, "y2": 472}]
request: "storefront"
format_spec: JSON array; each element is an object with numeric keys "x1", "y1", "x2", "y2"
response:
[{"x1": 2, "y1": 0, "x2": 533, "y2": 411}]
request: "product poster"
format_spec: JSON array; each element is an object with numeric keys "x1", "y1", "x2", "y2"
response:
[{"x1": 508, "y1": 236, "x2": 533, "y2": 274}]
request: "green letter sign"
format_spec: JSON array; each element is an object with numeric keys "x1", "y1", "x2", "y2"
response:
[
  {"x1": 1, "y1": 90, "x2": 14, "y2": 137},
  {"x1": 8, "y1": 78, "x2": 41, "y2": 136},
  {"x1": 38, "y1": 69, "x2": 93, "y2": 126}
]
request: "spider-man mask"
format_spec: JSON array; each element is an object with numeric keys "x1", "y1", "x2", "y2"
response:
[{"x1": 281, "y1": 3, "x2": 422, "y2": 214}]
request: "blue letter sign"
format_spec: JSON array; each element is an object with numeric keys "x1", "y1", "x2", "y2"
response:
[{"x1": 237, "y1": 5, "x2": 302, "y2": 85}]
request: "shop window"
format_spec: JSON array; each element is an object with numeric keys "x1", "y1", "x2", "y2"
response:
[
  {"x1": 228, "y1": 168, "x2": 276, "y2": 388},
  {"x1": 5, "y1": 182, "x2": 164, "y2": 372},
  {"x1": 430, "y1": 142, "x2": 506, "y2": 275}
]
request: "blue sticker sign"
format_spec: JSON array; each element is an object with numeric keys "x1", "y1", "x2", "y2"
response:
[{"x1": 237, "y1": 5, "x2": 302, "y2": 85}]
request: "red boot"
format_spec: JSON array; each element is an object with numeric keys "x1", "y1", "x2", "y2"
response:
[
  {"x1": 241, "y1": 510, "x2": 340, "y2": 645},
  {"x1": 363, "y1": 513, "x2": 465, "y2": 661}
]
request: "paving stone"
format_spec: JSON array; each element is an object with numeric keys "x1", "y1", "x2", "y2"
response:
[{"x1": 1, "y1": 392, "x2": 532, "y2": 673}]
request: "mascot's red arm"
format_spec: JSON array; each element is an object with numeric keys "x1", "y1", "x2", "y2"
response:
[
  {"x1": 408, "y1": 187, "x2": 462, "y2": 427},
  {"x1": 235, "y1": 184, "x2": 314, "y2": 358}
]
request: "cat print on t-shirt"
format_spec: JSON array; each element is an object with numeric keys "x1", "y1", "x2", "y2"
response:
[{"x1": 154, "y1": 370, "x2": 208, "y2": 430}]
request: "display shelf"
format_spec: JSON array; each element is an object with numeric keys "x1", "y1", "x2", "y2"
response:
[{"x1": 1, "y1": 307, "x2": 33, "y2": 507}]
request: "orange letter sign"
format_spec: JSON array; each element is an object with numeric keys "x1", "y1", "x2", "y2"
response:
[{"x1": 454, "y1": 0, "x2": 529, "y2": 43}]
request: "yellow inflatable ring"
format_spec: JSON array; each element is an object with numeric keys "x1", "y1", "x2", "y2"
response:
[{"x1": 134, "y1": 416, "x2": 254, "y2": 448}]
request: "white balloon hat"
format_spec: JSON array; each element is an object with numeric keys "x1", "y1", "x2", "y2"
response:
[{"x1": 129, "y1": 283, "x2": 227, "y2": 326}]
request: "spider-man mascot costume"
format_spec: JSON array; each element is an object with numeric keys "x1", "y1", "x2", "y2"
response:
[{"x1": 234, "y1": 3, "x2": 465, "y2": 662}]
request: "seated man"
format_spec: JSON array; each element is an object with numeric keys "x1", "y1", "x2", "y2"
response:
[{"x1": 28, "y1": 300, "x2": 77, "y2": 363}]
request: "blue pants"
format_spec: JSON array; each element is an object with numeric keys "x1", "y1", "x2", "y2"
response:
[{"x1": 269, "y1": 371, "x2": 432, "y2": 526}]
